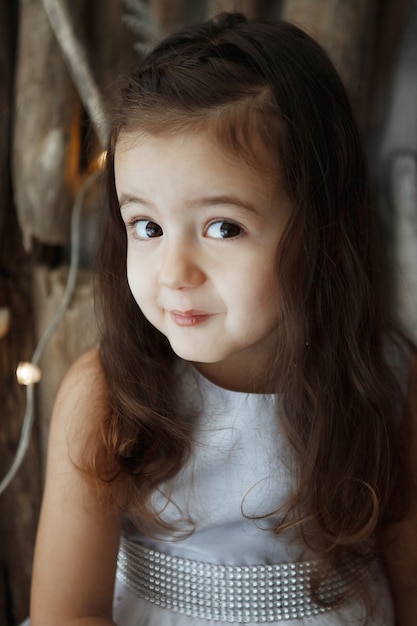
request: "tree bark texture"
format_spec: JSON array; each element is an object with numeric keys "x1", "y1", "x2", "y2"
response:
[
  {"x1": 207, "y1": 0, "x2": 263, "y2": 18},
  {"x1": 370, "y1": 0, "x2": 417, "y2": 344},
  {"x1": 150, "y1": 0, "x2": 188, "y2": 33},
  {"x1": 282, "y1": 0, "x2": 378, "y2": 128},
  {"x1": 13, "y1": 0, "x2": 82, "y2": 250},
  {"x1": 0, "y1": 1, "x2": 13, "y2": 240},
  {"x1": 87, "y1": 0, "x2": 137, "y2": 96}
]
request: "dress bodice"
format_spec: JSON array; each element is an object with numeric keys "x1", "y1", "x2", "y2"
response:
[{"x1": 122, "y1": 365, "x2": 301, "y2": 566}]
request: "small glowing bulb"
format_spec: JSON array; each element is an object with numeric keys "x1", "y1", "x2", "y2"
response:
[
  {"x1": 16, "y1": 362, "x2": 42, "y2": 385},
  {"x1": 97, "y1": 151, "x2": 107, "y2": 169}
]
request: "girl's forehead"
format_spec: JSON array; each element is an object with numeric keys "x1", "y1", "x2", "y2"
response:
[
  {"x1": 114, "y1": 127, "x2": 255, "y2": 176},
  {"x1": 115, "y1": 120, "x2": 282, "y2": 184}
]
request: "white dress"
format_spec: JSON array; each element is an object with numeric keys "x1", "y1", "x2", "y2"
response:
[
  {"x1": 20, "y1": 338, "x2": 408, "y2": 626},
  {"x1": 113, "y1": 349, "x2": 409, "y2": 626}
]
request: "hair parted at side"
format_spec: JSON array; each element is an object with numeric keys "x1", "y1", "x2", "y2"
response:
[{"x1": 92, "y1": 12, "x2": 409, "y2": 608}]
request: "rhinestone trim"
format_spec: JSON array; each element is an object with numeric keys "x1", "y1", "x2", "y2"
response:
[{"x1": 117, "y1": 537, "x2": 367, "y2": 622}]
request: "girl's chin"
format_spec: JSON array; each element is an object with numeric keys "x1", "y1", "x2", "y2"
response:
[
  {"x1": 167, "y1": 341, "x2": 224, "y2": 365},
  {"x1": 171, "y1": 350, "x2": 218, "y2": 364}
]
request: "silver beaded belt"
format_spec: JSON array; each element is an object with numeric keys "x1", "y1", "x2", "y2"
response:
[{"x1": 116, "y1": 536, "x2": 370, "y2": 622}]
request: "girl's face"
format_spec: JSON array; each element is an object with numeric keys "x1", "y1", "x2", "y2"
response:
[{"x1": 115, "y1": 128, "x2": 293, "y2": 391}]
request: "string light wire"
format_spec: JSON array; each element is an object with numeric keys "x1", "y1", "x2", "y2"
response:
[{"x1": 0, "y1": 170, "x2": 101, "y2": 496}]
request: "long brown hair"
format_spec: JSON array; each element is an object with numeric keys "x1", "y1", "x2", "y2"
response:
[{"x1": 93, "y1": 12, "x2": 408, "y2": 605}]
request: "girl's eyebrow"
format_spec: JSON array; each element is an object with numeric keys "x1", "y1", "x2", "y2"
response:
[
  {"x1": 187, "y1": 195, "x2": 258, "y2": 214},
  {"x1": 119, "y1": 193, "x2": 258, "y2": 214},
  {"x1": 119, "y1": 194, "x2": 151, "y2": 212}
]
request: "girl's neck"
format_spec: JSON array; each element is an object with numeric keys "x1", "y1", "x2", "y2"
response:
[{"x1": 192, "y1": 358, "x2": 276, "y2": 394}]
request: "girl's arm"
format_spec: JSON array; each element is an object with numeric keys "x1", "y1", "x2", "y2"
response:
[
  {"x1": 30, "y1": 347, "x2": 121, "y2": 626},
  {"x1": 381, "y1": 345, "x2": 417, "y2": 625}
]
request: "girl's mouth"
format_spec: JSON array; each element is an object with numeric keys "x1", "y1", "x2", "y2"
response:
[{"x1": 169, "y1": 310, "x2": 212, "y2": 327}]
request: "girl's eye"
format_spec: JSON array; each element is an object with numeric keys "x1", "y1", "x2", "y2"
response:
[
  {"x1": 206, "y1": 221, "x2": 243, "y2": 239},
  {"x1": 134, "y1": 220, "x2": 163, "y2": 239}
]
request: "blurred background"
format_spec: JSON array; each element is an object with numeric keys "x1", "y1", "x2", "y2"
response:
[{"x1": 0, "y1": 0, "x2": 416, "y2": 624}]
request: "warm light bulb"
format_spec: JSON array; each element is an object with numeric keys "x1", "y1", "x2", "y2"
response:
[{"x1": 16, "y1": 362, "x2": 42, "y2": 385}]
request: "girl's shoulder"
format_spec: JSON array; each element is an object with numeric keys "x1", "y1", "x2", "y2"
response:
[
  {"x1": 50, "y1": 346, "x2": 109, "y2": 461},
  {"x1": 58, "y1": 345, "x2": 106, "y2": 397}
]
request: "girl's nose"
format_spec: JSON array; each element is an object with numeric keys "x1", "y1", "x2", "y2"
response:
[{"x1": 158, "y1": 241, "x2": 206, "y2": 289}]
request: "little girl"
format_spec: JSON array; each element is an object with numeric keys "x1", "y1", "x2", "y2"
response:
[{"x1": 30, "y1": 12, "x2": 417, "y2": 626}]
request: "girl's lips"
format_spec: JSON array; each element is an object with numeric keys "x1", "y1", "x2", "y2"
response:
[{"x1": 169, "y1": 310, "x2": 212, "y2": 327}]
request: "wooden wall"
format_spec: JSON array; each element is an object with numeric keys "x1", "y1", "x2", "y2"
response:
[{"x1": 0, "y1": 0, "x2": 413, "y2": 624}]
